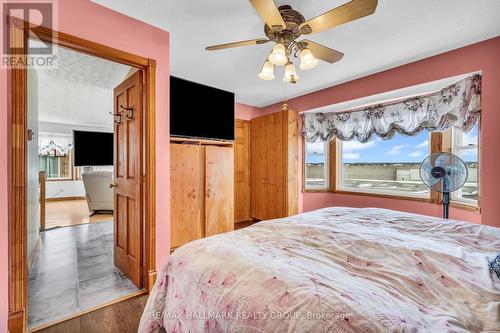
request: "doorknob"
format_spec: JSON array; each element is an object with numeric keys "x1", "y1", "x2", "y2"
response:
[{"x1": 109, "y1": 183, "x2": 117, "y2": 188}]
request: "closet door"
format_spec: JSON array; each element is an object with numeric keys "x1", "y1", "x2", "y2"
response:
[
  {"x1": 205, "y1": 146, "x2": 234, "y2": 237},
  {"x1": 170, "y1": 144, "x2": 204, "y2": 249},
  {"x1": 268, "y1": 112, "x2": 286, "y2": 219},
  {"x1": 234, "y1": 120, "x2": 251, "y2": 222},
  {"x1": 251, "y1": 115, "x2": 268, "y2": 220}
]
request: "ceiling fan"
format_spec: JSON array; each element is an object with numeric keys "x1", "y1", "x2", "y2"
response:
[{"x1": 206, "y1": 0, "x2": 378, "y2": 83}]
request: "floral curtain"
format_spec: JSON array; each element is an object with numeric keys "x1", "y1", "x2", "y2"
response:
[
  {"x1": 39, "y1": 133, "x2": 73, "y2": 156},
  {"x1": 302, "y1": 74, "x2": 481, "y2": 143}
]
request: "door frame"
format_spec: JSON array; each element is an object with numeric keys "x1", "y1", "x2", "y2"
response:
[{"x1": 7, "y1": 18, "x2": 157, "y2": 332}]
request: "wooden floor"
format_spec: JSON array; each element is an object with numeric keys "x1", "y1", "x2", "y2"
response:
[
  {"x1": 34, "y1": 294, "x2": 149, "y2": 333},
  {"x1": 45, "y1": 199, "x2": 113, "y2": 229},
  {"x1": 234, "y1": 220, "x2": 258, "y2": 230}
]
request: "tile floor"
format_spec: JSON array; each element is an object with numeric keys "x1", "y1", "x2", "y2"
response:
[{"x1": 28, "y1": 220, "x2": 140, "y2": 328}]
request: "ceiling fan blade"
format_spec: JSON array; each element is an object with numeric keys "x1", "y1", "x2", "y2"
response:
[
  {"x1": 300, "y1": 40, "x2": 344, "y2": 63},
  {"x1": 300, "y1": 0, "x2": 378, "y2": 35},
  {"x1": 206, "y1": 38, "x2": 269, "y2": 51},
  {"x1": 249, "y1": 0, "x2": 286, "y2": 29}
]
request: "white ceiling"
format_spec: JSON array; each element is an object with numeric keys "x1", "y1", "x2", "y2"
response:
[
  {"x1": 33, "y1": 43, "x2": 132, "y2": 128},
  {"x1": 92, "y1": 0, "x2": 500, "y2": 107}
]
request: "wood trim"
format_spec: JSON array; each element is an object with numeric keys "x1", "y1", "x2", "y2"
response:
[
  {"x1": 450, "y1": 201, "x2": 481, "y2": 213},
  {"x1": 45, "y1": 196, "x2": 86, "y2": 202},
  {"x1": 332, "y1": 189, "x2": 432, "y2": 203},
  {"x1": 328, "y1": 139, "x2": 338, "y2": 192},
  {"x1": 144, "y1": 59, "x2": 157, "y2": 292},
  {"x1": 9, "y1": 22, "x2": 28, "y2": 333},
  {"x1": 430, "y1": 132, "x2": 443, "y2": 204},
  {"x1": 285, "y1": 110, "x2": 299, "y2": 216},
  {"x1": 8, "y1": 21, "x2": 157, "y2": 332},
  {"x1": 11, "y1": 17, "x2": 149, "y2": 68}
]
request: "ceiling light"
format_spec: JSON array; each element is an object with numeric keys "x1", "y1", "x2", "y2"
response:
[
  {"x1": 268, "y1": 43, "x2": 288, "y2": 66},
  {"x1": 299, "y1": 48, "x2": 319, "y2": 70},
  {"x1": 283, "y1": 62, "x2": 299, "y2": 84},
  {"x1": 258, "y1": 60, "x2": 275, "y2": 80}
]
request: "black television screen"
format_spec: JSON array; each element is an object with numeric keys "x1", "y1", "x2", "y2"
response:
[
  {"x1": 73, "y1": 130, "x2": 113, "y2": 166},
  {"x1": 170, "y1": 76, "x2": 234, "y2": 140}
]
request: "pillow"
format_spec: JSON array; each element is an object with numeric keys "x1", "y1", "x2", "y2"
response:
[{"x1": 489, "y1": 254, "x2": 500, "y2": 278}]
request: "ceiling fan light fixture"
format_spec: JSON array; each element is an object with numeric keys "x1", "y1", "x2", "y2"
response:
[
  {"x1": 268, "y1": 43, "x2": 288, "y2": 66},
  {"x1": 258, "y1": 60, "x2": 275, "y2": 80},
  {"x1": 299, "y1": 48, "x2": 319, "y2": 70},
  {"x1": 283, "y1": 62, "x2": 299, "y2": 84}
]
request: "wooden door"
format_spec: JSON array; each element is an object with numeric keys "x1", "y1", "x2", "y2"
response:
[
  {"x1": 250, "y1": 115, "x2": 267, "y2": 220},
  {"x1": 113, "y1": 71, "x2": 143, "y2": 288},
  {"x1": 268, "y1": 112, "x2": 285, "y2": 219},
  {"x1": 170, "y1": 143, "x2": 204, "y2": 249},
  {"x1": 205, "y1": 146, "x2": 234, "y2": 236},
  {"x1": 234, "y1": 120, "x2": 251, "y2": 222}
]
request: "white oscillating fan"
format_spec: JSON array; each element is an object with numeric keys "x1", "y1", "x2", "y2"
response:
[{"x1": 419, "y1": 152, "x2": 468, "y2": 219}]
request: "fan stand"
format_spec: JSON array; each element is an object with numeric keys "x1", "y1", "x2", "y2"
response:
[{"x1": 442, "y1": 191, "x2": 450, "y2": 219}]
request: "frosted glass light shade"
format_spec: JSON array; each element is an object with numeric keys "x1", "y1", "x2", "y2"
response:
[
  {"x1": 258, "y1": 60, "x2": 275, "y2": 80},
  {"x1": 268, "y1": 43, "x2": 288, "y2": 66},
  {"x1": 299, "y1": 48, "x2": 319, "y2": 70},
  {"x1": 283, "y1": 62, "x2": 299, "y2": 83}
]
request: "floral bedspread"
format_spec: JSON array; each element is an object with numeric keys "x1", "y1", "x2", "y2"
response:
[{"x1": 139, "y1": 207, "x2": 500, "y2": 332}]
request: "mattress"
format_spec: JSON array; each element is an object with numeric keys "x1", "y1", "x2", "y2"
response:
[{"x1": 139, "y1": 207, "x2": 500, "y2": 332}]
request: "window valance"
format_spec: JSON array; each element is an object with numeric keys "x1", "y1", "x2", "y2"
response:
[
  {"x1": 302, "y1": 74, "x2": 481, "y2": 143},
  {"x1": 39, "y1": 133, "x2": 73, "y2": 156}
]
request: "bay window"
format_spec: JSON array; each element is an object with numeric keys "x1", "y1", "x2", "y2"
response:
[
  {"x1": 337, "y1": 131, "x2": 430, "y2": 197},
  {"x1": 304, "y1": 140, "x2": 328, "y2": 190},
  {"x1": 450, "y1": 122, "x2": 479, "y2": 205}
]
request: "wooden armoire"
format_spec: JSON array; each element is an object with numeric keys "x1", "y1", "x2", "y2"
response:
[
  {"x1": 170, "y1": 139, "x2": 234, "y2": 250},
  {"x1": 250, "y1": 109, "x2": 299, "y2": 220}
]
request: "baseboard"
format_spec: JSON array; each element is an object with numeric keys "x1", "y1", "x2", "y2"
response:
[
  {"x1": 8, "y1": 310, "x2": 25, "y2": 333},
  {"x1": 45, "y1": 196, "x2": 86, "y2": 202},
  {"x1": 28, "y1": 237, "x2": 40, "y2": 272}
]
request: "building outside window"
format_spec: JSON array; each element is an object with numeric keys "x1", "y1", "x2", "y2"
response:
[
  {"x1": 451, "y1": 122, "x2": 479, "y2": 204},
  {"x1": 304, "y1": 140, "x2": 328, "y2": 189},
  {"x1": 337, "y1": 131, "x2": 430, "y2": 197}
]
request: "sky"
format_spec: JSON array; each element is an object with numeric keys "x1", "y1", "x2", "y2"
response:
[{"x1": 306, "y1": 124, "x2": 478, "y2": 164}]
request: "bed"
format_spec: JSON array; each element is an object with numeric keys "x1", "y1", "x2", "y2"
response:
[{"x1": 139, "y1": 207, "x2": 500, "y2": 332}]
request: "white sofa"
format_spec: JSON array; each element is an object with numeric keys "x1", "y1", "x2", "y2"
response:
[{"x1": 82, "y1": 171, "x2": 114, "y2": 213}]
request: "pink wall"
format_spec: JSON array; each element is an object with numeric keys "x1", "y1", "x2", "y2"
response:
[
  {"x1": 258, "y1": 37, "x2": 500, "y2": 227},
  {"x1": 0, "y1": 0, "x2": 170, "y2": 330},
  {"x1": 235, "y1": 103, "x2": 260, "y2": 121}
]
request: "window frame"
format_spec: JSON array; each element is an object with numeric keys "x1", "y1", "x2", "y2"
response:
[
  {"x1": 303, "y1": 140, "x2": 330, "y2": 191},
  {"x1": 449, "y1": 121, "x2": 480, "y2": 209},
  {"x1": 41, "y1": 150, "x2": 74, "y2": 182},
  {"x1": 335, "y1": 132, "x2": 432, "y2": 200},
  {"x1": 302, "y1": 129, "x2": 481, "y2": 210}
]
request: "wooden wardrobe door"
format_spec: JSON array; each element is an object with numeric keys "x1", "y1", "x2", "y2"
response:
[
  {"x1": 268, "y1": 112, "x2": 286, "y2": 219},
  {"x1": 251, "y1": 116, "x2": 267, "y2": 220},
  {"x1": 205, "y1": 146, "x2": 234, "y2": 237},
  {"x1": 234, "y1": 120, "x2": 250, "y2": 222},
  {"x1": 170, "y1": 144, "x2": 204, "y2": 249}
]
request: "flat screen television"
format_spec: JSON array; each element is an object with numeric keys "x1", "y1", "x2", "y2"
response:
[
  {"x1": 170, "y1": 76, "x2": 235, "y2": 141},
  {"x1": 73, "y1": 130, "x2": 113, "y2": 166}
]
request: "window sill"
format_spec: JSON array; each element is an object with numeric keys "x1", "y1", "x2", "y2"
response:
[
  {"x1": 451, "y1": 201, "x2": 481, "y2": 213},
  {"x1": 332, "y1": 189, "x2": 431, "y2": 203},
  {"x1": 302, "y1": 188, "x2": 329, "y2": 193}
]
